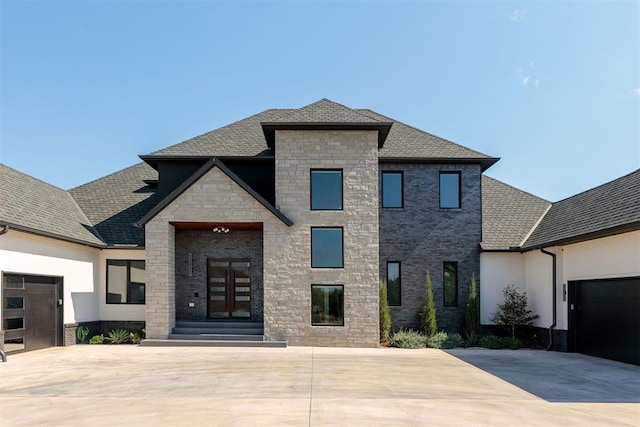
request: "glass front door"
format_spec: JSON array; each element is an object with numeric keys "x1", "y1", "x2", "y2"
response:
[{"x1": 206, "y1": 259, "x2": 251, "y2": 319}]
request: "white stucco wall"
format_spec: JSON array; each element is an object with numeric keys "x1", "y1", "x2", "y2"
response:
[
  {"x1": 0, "y1": 230, "x2": 100, "y2": 324},
  {"x1": 562, "y1": 230, "x2": 640, "y2": 281},
  {"x1": 99, "y1": 249, "x2": 146, "y2": 321},
  {"x1": 479, "y1": 252, "x2": 525, "y2": 324},
  {"x1": 523, "y1": 249, "x2": 557, "y2": 329}
]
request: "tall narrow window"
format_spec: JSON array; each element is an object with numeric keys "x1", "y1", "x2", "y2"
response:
[
  {"x1": 440, "y1": 172, "x2": 461, "y2": 209},
  {"x1": 311, "y1": 285, "x2": 344, "y2": 326},
  {"x1": 107, "y1": 260, "x2": 146, "y2": 304},
  {"x1": 311, "y1": 227, "x2": 344, "y2": 268},
  {"x1": 443, "y1": 262, "x2": 458, "y2": 307},
  {"x1": 386, "y1": 262, "x2": 401, "y2": 306},
  {"x1": 382, "y1": 171, "x2": 403, "y2": 208},
  {"x1": 311, "y1": 169, "x2": 343, "y2": 210}
]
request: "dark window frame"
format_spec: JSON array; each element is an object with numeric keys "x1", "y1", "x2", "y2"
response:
[
  {"x1": 311, "y1": 284, "x2": 345, "y2": 326},
  {"x1": 443, "y1": 261, "x2": 459, "y2": 307},
  {"x1": 106, "y1": 259, "x2": 146, "y2": 305},
  {"x1": 439, "y1": 171, "x2": 462, "y2": 209},
  {"x1": 381, "y1": 171, "x2": 404, "y2": 208},
  {"x1": 310, "y1": 169, "x2": 343, "y2": 211},
  {"x1": 311, "y1": 227, "x2": 344, "y2": 269},
  {"x1": 386, "y1": 261, "x2": 401, "y2": 306}
]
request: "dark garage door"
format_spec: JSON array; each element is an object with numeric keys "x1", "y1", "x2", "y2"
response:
[
  {"x1": 569, "y1": 277, "x2": 640, "y2": 365},
  {"x1": 2, "y1": 274, "x2": 63, "y2": 353}
]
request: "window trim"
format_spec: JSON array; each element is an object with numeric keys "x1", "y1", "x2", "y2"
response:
[
  {"x1": 106, "y1": 259, "x2": 146, "y2": 305},
  {"x1": 381, "y1": 171, "x2": 404, "y2": 208},
  {"x1": 439, "y1": 171, "x2": 461, "y2": 209},
  {"x1": 311, "y1": 284, "x2": 345, "y2": 327},
  {"x1": 310, "y1": 227, "x2": 344, "y2": 269},
  {"x1": 386, "y1": 261, "x2": 401, "y2": 306},
  {"x1": 310, "y1": 169, "x2": 343, "y2": 211},
  {"x1": 443, "y1": 261, "x2": 459, "y2": 307}
]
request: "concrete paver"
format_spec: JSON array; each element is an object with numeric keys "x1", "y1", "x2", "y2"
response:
[{"x1": 0, "y1": 345, "x2": 638, "y2": 426}]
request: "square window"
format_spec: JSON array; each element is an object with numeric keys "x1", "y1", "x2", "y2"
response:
[
  {"x1": 443, "y1": 262, "x2": 458, "y2": 307},
  {"x1": 386, "y1": 262, "x2": 401, "y2": 306},
  {"x1": 107, "y1": 260, "x2": 146, "y2": 304},
  {"x1": 311, "y1": 227, "x2": 344, "y2": 268},
  {"x1": 311, "y1": 285, "x2": 344, "y2": 326},
  {"x1": 311, "y1": 169, "x2": 343, "y2": 210},
  {"x1": 440, "y1": 172, "x2": 461, "y2": 209},
  {"x1": 382, "y1": 171, "x2": 403, "y2": 208}
]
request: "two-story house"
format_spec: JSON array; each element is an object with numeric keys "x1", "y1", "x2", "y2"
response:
[{"x1": 1, "y1": 99, "x2": 637, "y2": 363}]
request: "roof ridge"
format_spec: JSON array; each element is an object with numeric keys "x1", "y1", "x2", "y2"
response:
[
  {"x1": 273, "y1": 98, "x2": 381, "y2": 123},
  {"x1": 70, "y1": 161, "x2": 146, "y2": 191},
  {"x1": 1, "y1": 162, "x2": 67, "y2": 192},
  {"x1": 357, "y1": 109, "x2": 494, "y2": 159}
]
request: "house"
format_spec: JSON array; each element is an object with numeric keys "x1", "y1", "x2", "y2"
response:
[{"x1": 1, "y1": 99, "x2": 638, "y2": 364}]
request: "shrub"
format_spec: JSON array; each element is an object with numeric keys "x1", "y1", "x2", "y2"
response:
[
  {"x1": 379, "y1": 281, "x2": 391, "y2": 343},
  {"x1": 76, "y1": 325, "x2": 90, "y2": 343},
  {"x1": 419, "y1": 271, "x2": 437, "y2": 337},
  {"x1": 479, "y1": 335, "x2": 523, "y2": 349},
  {"x1": 425, "y1": 331, "x2": 448, "y2": 349},
  {"x1": 442, "y1": 332, "x2": 464, "y2": 349},
  {"x1": 464, "y1": 274, "x2": 481, "y2": 346},
  {"x1": 130, "y1": 331, "x2": 144, "y2": 344},
  {"x1": 389, "y1": 330, "x2": 427, "y2": 349},
  {"x1": 490, "y1": 285, "x2": 539, "y2": 337},
  {"x1": 89, "y1": 334, "x2": 105, "y2": 344},
  {"x1": 107, "y1": 329, "x2": 130, "y2": 344}
]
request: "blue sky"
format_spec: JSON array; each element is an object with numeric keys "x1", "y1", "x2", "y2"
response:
[{"x1": 1, "y1": 1, "x2": 638, "y2": 201}]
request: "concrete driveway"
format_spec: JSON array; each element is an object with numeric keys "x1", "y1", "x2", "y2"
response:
[{"x1": 0, "y1": 346, "x2": 638, "y2": 426}]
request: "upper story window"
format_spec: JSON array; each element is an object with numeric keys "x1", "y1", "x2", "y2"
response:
[
  {"x1": 382, "y1": 171, "x2": 403, "y2": 208},
  {"x1": 311, "y1": 169, "x2": 343, "y2": 210},
  {"x1": 311, "y1": 227, "x2": 344, "y2": 268},
  {"x1": 443, "y1": 261, "x2": 458, "y2": 307},
  {"x1": 107, "y1": 260, "x2": 146, "y2": 304},
  {"x1": 440, "y1": 171, "x2": 461, "y2": 209},
  {"x1": 386, "y1": 261, "x2": 401, "y2": 306}
]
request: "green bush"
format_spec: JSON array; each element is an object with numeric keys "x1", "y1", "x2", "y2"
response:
[
  {"x1": 464, "y1": 274, "x2": 481, "y2": 346},
  {"x1": 107, "y1": 329, "x2": 130, "y2": 344},
  {"x1": 389, "y1": 330, "x2": 427, "y2": 349},
  {"x1": 425, "y1": 331, "x2": 448, "y2": 349},
  {"x1": 479, "y1": 335, "x2": 523, "y2": 349},
  {"x1": 419, "y1": 272, "x2": 437, "y2": 337},
  {"x1": 379, "y1": 281, "x2": 391, "y2": 343},
  {"x1": 89, "y1": 334, "x2": 105, "y2": 344},
  {"x1": 76, "y1": 325, "x2": 89, "y2": 343},
  {"x1": 490, "y1": 285, "x2": 538, "y2": 338},
  {"x1": 442, "y1": 332, "x2": 464, "y2": 349},
  {"x1": 130, "y1": 331, "x2": 144, "y2": 344}
]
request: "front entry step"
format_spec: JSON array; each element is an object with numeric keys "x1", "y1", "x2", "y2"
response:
[
  {"x1": 140, "y1": 339, "x2": 287, "y2": 348},
  {"x1": 168, "y1": 333, "x2": 263, "y2": 341}
]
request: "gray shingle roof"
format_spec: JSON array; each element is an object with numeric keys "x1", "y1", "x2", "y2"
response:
[
  {"x1": 481, "y1": 175, "x2": 551, "y2": 251},
  {"x1": 69, "y1": 162, "x2": 158, "y2": 247},
  {"x1": 148, "y1": 99, "x2": 497, "y2": 164},
  {"x1": 0, "y1": 163, "x2": 104, "y2": 246},
  {"x1": 523, "y1": 169, "x2": 640, "y2": 249}
]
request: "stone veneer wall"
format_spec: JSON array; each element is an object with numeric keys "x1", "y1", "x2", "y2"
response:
[
  {"x1": 379, "y1": 163, "x2": 482, "y2": 333},
  {"x1": 145, "y1": 167, "x2": 288, "y2": 340},
  {"x1": 175, "y1": 230, "x2": 264, "y2": 322},
  {"x1": 270, "y1": 130, "x2": 380, "y2": 347}
]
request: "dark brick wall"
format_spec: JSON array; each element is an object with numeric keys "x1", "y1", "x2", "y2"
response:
[
  {"x1": 175, "y1": 230, "x2": 264, "y2": 322},
  {"x1": 379, "y1": 163, "x2": 482, "y2": 333}
]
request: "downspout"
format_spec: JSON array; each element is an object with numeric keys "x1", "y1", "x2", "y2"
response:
[
  {"x1": 540, "y1": 248, "x2": 557, "y2": 351},
  {"x1": 0, "y1": 224, "x2": 7, "y2": 361}
]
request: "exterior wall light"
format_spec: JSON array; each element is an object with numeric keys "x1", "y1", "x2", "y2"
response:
[{"x1": 212, "y1": 226, "x2": 230, "y2": 234}]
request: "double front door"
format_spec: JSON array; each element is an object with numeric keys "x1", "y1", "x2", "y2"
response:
[{"x1": 207, "y1": 259, "x2": 252, "y2": 319}]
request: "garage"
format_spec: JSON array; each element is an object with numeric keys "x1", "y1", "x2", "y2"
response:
[
  {"x1": 2, "y1": 273, "x2": 63, "y2": 353},
  {"x1": 569, "y1": 277, "x2": 640, "y2": 365}
]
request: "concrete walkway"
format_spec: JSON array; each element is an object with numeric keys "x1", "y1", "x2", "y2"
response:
[{"x1": 0, "y1": 346, "x2": 638, "y2": 426}]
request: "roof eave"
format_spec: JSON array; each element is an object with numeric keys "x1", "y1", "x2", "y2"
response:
[
  {"x1": 521, "y1": 221, "x2": 640, "y2": 251},
  {"x1": 260, "y1": 122, "x2": 393, "y2": 149},
  {"x1": 380, "y1": 157, "x2": 500, "y2": 171},
  {"x1": 0, "y1": 222, "x2": 106, "y2": 248}
]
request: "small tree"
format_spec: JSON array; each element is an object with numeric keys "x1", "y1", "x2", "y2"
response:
[
  {"x1": 490, "y1": 285, "x2": 539, "y2": 337},
  {"x1": 420, "y1": 271, "x2": 437, "y2": 337},
  {"x1": 379, "y1": 281, "x2": 391, "y2": 343},
  {"x1": 464, "y1": 273, "x2": 481, "y2": 345}
]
